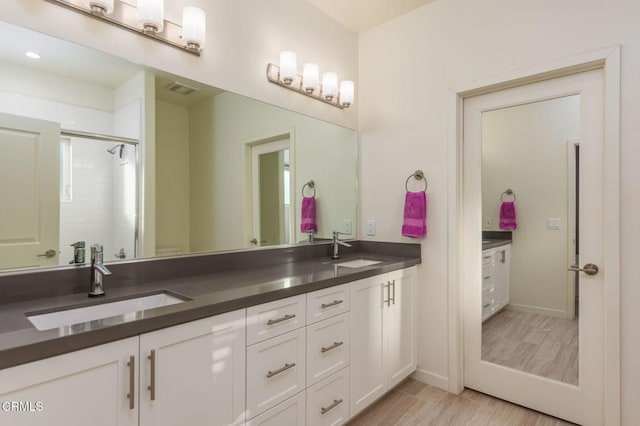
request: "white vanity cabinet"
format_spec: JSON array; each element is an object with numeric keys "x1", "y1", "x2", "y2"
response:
[
  {"x1": 482, "y1": 244, "x2": 511, "y2": 321},
  {"x1": 349, "y1": 266, "x2": 417, "y2": 417},
  {"x1": 0, "y1": 337, "x2": 139, "y2": 426},
  {"x1": 139, "y1": 310, "x2": 246, "y2": 426},
  {"x1": 0, "y1": 310, "x2": 246, "y2": 426}
]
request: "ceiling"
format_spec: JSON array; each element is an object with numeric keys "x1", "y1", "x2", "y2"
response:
[{"x1": 305, "y1": 0, "x2": 437, "y2": 33}]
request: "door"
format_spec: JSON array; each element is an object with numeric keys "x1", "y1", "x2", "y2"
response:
[
  {"x1": 0, "y1": 337, "x2": 138, "y2": 426},
  {"x1": 250, "y1": 138, "x2": 292, "y2": 248},
  {"x1": 463, "y1": 70, "x2": 604, "y2": 424},
  {"x1": 139, "y1": 310, "x2": 246, "y2": 426},
  {"x1": 0, "y1": 112, "x2": 60, "y2": 269}
]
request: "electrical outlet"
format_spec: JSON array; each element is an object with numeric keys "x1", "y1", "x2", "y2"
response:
[
  {"x1": 483, "y1": 217, "x2": 493, "y2": 229},
  {"x1": 343, "y1": 219, "x2": 352, "y2": 235},
  {"x1": 547, "y1": 218, "x2": 561, "y2": 230},
  {"x1": 367, "y1": 220, "x2": 376, "y2": 236}
]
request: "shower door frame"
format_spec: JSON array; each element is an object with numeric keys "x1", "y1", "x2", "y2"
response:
[{"x1": 61, "y1": 129, "x2": 140, "y2": 259}]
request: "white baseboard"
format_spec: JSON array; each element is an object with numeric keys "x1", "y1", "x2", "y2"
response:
[
  {"x1": 410, "y1": 368, "x2": 449, "y2": 391},
  {"x1": 506, "y1": 303, "x2": 570, "y2": 319}
]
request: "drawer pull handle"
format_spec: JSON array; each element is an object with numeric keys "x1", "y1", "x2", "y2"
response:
[
  {"x1": 483, "y1": 255, "x2": 491, "y2": 259},
  {"x1": 127, "y1": 355, "x2": 135, "y2": 410},
  {"x1": 321, "y1": 398, "x2": 343, "y2": 415},
  {"x1": 321, "y1": 341, "x2": 344, "y2": 353},
  {"x1": 483, "y1": 276, "x2": 491, "y2": 280},
  {"x1": 483, "y1": 303, "x2": 492, "y2": 308},
  {"x1": 321, "y1": 299, "x2": 343, "y2": 309},
  {"x1": 267, "y1": 362, "x2": 296, "y2": 378},
  {"x1": 267, "y1": 314, "x2": 296, "y2": 326}
]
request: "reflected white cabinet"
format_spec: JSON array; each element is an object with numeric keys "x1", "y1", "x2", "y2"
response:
[
  {"x1": 349, "y1": 266, "x2": 417, "y2": 417},
  {"x1": 482, "y1": 244, "x2": 511, "y2": 321},
  {"x1": 0, "y1": 337, "x2": 139, "y2": 426},
  {"x1": 139, "y1": 309, "x2": 246, "y2": 426}
]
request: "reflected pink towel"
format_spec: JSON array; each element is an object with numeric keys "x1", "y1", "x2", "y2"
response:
[
  {"x1": 402, "y1": 192, "x2": 427, "y2": 238},
  {"x1": 301, "y1": 196, "x2": 317, "y2": 233},
  {"x1": 499, "y1": 201, "x2": 517, "y2": 229}
]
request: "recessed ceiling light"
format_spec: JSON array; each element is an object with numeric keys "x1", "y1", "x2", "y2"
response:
[{"x1": 25, "y1": 52, "x2": 41, "y2": 59}]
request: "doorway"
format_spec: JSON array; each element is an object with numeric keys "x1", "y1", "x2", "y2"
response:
[{"x1": 451, "y1": 48, "x2": 621, "y2": 425}]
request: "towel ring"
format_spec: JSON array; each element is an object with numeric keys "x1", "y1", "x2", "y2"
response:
[
  {"x1": 500, "y1": 189, "x2": 516, "y2": 202},
  {"x1": 302, "y1": 180, "x2": 316, "y2": 197},
  {"x1": 405, "y1": 170, "x2": 428, "y2": 192}
]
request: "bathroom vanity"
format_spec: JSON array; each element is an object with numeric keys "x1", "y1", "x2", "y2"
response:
[{"x1": 0, "y1": 241, "x2": 420, "y2": 426}]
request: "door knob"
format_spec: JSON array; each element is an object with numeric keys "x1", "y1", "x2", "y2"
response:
[
  {"x1": 568, "y1": 263, "x2": 599, "y2": 276},
  {"x1": 37, "y1": 249, "x2": 58, "y2": 258}
]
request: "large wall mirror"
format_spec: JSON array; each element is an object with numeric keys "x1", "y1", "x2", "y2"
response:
[{"x1": 0, "y1": 21, "x2": 357, "y2": 272}]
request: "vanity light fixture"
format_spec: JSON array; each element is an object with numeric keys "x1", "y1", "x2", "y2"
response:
[
  {"x1": 266, "y1": 51, "x2": 355, "y2": 109},
  {"x1": 45, "y1": 0, "x2": 205, "y2": 56}
]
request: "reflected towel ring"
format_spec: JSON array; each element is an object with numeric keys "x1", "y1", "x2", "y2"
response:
[
  {"x1": 405, "y1": 170, "x2": 428, "y2": 192},
  {"x1": 302, "y1": 180, "x2": 316, "y2": 197},
  {"x1": 501, "y1": 189, "x2": 516, "y2": 202}
]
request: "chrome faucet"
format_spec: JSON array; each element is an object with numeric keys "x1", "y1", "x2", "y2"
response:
[
  {"x1": 331, "y1": 231, "x2": 352, "y2": 259},
  {"x1": 89, "y1": 244, "x2": 112, "y2": 297}
]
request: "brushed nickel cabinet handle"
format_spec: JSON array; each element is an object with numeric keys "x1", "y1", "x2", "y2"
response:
[
  {"x1": 501, "y1": 250, "x2": 506, "y2": 263},
  {"x1": 127, "y1": 355, "x2": 135, "y2": 410},
  {"x1": 383, "y1": 283, "x2": 390, "y2": 307},
  {"x1": 321, "y1": 300, "x2": 343, "y2": 309},
  {"x1": 267, "y1": 314, "x2": 296, "y2": 326},
  {"x1": 321, "y1": 341, "x2": 344, "y2": 353},
  {"x1": 321, "y1": 398, "x2": 343, "y2": 415},
  {"x1": 266, "y1": 362, "x2": 296, "y2": 378},
  {"x1": 147, "y1": 349, "x2": 156, "y2": 401},
  {"x1": 391, "y1": 279, "x2": 396, "y2": 305},
  {"x1": 37, "y1": 249, "x2": 57, "y2": 258},
  {"x1": 483, "y1": 276, "x2": 491, "y2": 280},
  {"x1": 483, "y1": 255, "x2": 492, "y2": 259},
  {"x1": 483, "y1": 303, "x2": 492, "y2": 308}
]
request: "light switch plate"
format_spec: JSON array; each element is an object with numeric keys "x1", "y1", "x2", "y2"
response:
[
  {"x1": 547, "y1": 218, "x2": 561, "y2": 230},
  {"x1": 367, "y1": 220, "x2": 376, "y2": 236},
  {"x1": 343, "y1": 219, "x2": 352, "y2": 235}
]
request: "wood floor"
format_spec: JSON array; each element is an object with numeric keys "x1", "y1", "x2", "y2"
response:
[
  {"x1": 481, "y1": 308, "x2": 578, "y2": 385},
  {"x1": 347, "y1": 378, "x2": 576, "y2": 425}
]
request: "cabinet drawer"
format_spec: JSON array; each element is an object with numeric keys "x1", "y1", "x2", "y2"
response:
[
  {"x1": 247, "y1": 328, "x2": 306, "y2": 418},
  {"x1": 306, "y1": 368, "x2": 349, "y2": 426},
  {"x1": 307, "y1": 284, "x2": 350, "y2": 324},
  {"x1": 247, "y1": 294, "x2": 306, "y2": 345},
  {"x1": 307, "y1": 313, "x2": 350, "y2": 386},
  {"x1": 247, "y1": 391, "x2": 306, "y2": 426},
  {"x1": 482, "y1": 251, "x2": 493, "y2": 264}
]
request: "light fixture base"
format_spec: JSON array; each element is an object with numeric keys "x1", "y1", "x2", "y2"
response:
[
  {"x1": 266, "y1": 63, "x2": 346, "y2": 110},
  {"x1": 89, "y1": 4, "x2": 106, "y2": 15},
  {"x1": 142, "y1": 23, "x2": 160, "y2": 35}
]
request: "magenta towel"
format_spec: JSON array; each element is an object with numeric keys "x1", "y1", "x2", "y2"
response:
[
  {"x1": 402, "y1": 191, "x2": 427, "y2": 238},
  {"x1": 301, "y1": 196, "x2": 317, "y2": 233},
  {"x1": 499, "y1": 201, "x2": 517, "y2": 229}
]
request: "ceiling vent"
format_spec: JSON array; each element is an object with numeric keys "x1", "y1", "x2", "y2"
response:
[{"x1": 164, "y1": 81, "x2": 200, "y2": 95}]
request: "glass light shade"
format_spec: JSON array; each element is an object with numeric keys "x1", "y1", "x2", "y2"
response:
[
  {"x1": 339, "y1": 80, "x2": 355, "y2": 107},
  {"x1": 279, "y1": 51, "x2": 297, "y2": 85},
  {"x1": 138, "y1": 0, "x2": 164, "y2": 33},
  {"x1": 182, "y1": 7, "x2": 206, "y2": 50},
  {"x1": 322, "y1": 72, "x2": 338, "y2": 101},
  {"x1": 302, "y1": 63, "x2": 319, "y2": 93},
  {"x1": 84, "y1": 0, "x2": 114, "y2": 14}
]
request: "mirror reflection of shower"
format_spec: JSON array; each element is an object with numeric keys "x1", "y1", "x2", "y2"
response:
[{"x1": 59, "y1": 132, "x2": 138, "y2": 265}]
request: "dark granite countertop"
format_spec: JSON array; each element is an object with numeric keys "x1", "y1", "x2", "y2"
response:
[
  {"x1": 0, "y1": 241, "x2": 420, "y2": 369},
  {"x1": 482, "y1": 239, "x2": 512, "y2": 250}
]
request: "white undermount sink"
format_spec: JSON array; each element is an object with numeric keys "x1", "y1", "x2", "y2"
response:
[
  {"x1": 334, "y1": 258, "x2": 383, "y2": 268},
  {"x1": 27, "y1": 292, "x2": 189, "y2": 331}
]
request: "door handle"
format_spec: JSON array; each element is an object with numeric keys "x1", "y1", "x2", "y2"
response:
[
  {"x1": 568, "y1": 263, "x2": 599, "y2": 276},
  {"x1": 37, "y1": 249, "x2": 58, "y2": 258}
]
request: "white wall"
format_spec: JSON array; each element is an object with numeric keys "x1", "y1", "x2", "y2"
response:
[
  {"x1": 358, "y1": 0, "x2": 640, "y2": 423},
  {"x1": 0, "y1": 0, "x2": 358, "y2": 130},
  {"x1": 482, "y1": 96, "x2": 579, "y2": 317}
]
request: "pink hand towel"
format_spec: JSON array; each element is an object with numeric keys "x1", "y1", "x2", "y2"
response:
[
  {"x1": 301, "y1": 196, "x2": 317, "y2": 233},
  {"x1": 402, "y1": 191, "x2": 427, "y2": 238},
  {"x1": 499, "y1": 201, "x2": 517, "y2": 229}
]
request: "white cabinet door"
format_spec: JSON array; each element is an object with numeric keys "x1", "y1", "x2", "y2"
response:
[
  {"x1": 306, "y1": 368, "x2": 350, "y2": 426},
  {"x1": 139, "y1": 310, "x2": 246, "y2": 426},
  {"x1": 349, "y1": 276, "x2": 385, "y2": 417},
  {"x1": 306, "y1": 312, "x2": 350, "y2": 386},
  {"x1": 306, "y1": 284, "x2": 350, "y2": 324},
  {"x1": 0, "y1": 337, "x2": 138, "y2": 426},
  {"x1": 246, "y1": 294, "x2": 306, "y2": 345},
  {"x1": 385, "y1": 269, "x2": 417, "y2": 389}
]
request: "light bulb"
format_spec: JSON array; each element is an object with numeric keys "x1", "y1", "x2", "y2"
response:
[
  {"x1": 182, "y1": 7, "x2": 206, "y2": 51},
  {"x1": 279, "y1": 51, "x2": 297, "y2": 85},
  {"x1": 322, "y1": 72, "x2": 338, "y2": 101},
  {"x1": 302, "y1": 63, "x2": 319, "y2": 94},
  {"x1": 339, "y1": 80, "x2": 354, "y2": 107},
  {"x1": 138, "y1": 0, "x2": 164, "y2": 33}
]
